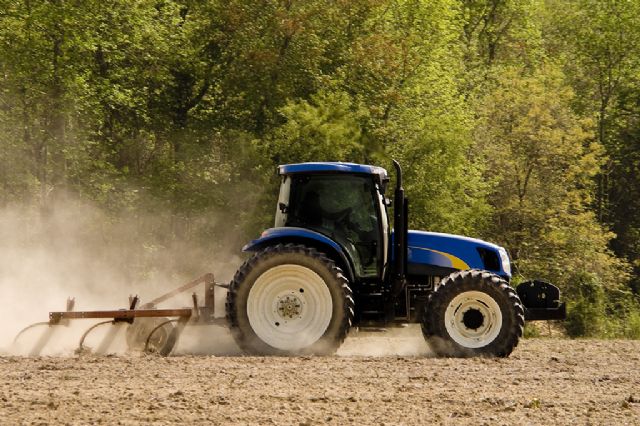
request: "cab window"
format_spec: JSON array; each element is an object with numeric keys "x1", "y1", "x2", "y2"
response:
[{"x1": 286, "y1": 174, "x2": 381, "y2": 277}]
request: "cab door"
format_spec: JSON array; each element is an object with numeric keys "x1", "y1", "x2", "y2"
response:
[{"x1": 285, "y1": 174, "x2": 383, "y2": 278}]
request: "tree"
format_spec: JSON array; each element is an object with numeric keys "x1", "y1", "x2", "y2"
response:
[
  {"x1": 475, "y1": 65, "x2": 627, "y2": 290},
  {"x1": 557, "y1": 0, "x2": 640, "y2": 223}
]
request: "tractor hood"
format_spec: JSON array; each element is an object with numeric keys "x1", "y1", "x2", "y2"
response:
[{"x1": 406, "y1": 230, "x2": 511, "y2": 278}]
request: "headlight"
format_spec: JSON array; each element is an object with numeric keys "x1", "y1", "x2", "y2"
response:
[{"x1": 498, "y1": 247, "x2": 511, "y2": 276}]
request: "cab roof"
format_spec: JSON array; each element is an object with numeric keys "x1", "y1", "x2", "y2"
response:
[{"x1": 278, "y1": 162, "x2": 388, "y2": 182}]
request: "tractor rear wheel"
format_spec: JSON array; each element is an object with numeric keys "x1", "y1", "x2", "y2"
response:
[
  {"x1": 421, "y1": 269, "x2": 524, "y2": 357},
  {"x1": 226, "y1": 243, "x2": 354, "y2": 355}
]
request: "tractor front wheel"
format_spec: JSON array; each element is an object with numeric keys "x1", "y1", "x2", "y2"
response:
[
  {"x1": 421, "y1": 269, "x2": 524, "y2": 357},
  {"x1": 226, "y1": 244, "x2": 354, "y2": 355}
]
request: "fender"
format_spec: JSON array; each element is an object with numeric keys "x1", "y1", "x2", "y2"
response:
[{"x1": 243, "y1": 227, "x2": 356, "y2": 282}]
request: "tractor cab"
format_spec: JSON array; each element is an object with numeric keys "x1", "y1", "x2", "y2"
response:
[{"x1": 274, "y1": 163, "x2": 389, "y2": 279}]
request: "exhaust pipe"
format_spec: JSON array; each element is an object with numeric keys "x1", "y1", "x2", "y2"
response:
[{"x1": 392, "y1": 160, "x2": 407, "y2": 283}]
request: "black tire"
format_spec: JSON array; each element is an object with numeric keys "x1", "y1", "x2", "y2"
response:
[
  {"x1": 226, "y1": 243, "x2": 354, "y2": 355},
  {"x1": 125, "y1": 317, "x2": 174, "y2": 353},
  {"x1": 421, "y1": 269, "x2": 524, "y2": 357}
]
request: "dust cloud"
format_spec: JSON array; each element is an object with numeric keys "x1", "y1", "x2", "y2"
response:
[
  {"x1": 338, "y1": 325, "x2": 432, "y2": 357},
  {"x1": 173, "y1": 325, "x2": 433, "y2": 357},
  {"x1": 0, "y1": 194, "x2": 243, "y2": 355}
]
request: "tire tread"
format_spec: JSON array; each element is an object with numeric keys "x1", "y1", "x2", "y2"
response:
[{"x1": 421, "y1": 269, "x2": 525, "y2": 357}]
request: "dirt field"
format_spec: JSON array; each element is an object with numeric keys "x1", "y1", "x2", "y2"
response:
[{"x1": 1, "y1": 329, "x2": 639, "y2": 425}]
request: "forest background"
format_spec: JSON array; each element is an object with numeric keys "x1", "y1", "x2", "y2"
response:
[{"x1": 1, "y1": 0, "x2": 639, "y2": 337}]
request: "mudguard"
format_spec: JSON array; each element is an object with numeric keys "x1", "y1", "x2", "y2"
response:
[
  {"x1": 242, "y1": 227, "x2": 355, "y2": 282},
  {"x1": 516, "y1": 280, "x2": 567, "y2": 320}
]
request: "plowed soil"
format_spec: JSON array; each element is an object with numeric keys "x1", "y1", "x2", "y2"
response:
[{"x1": 2, "y1": 330, "x2": 639, "y2": 425}]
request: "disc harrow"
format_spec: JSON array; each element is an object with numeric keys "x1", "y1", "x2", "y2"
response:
[{"x1": 14, "y1": 273, "x2": 226, "y2": 356}]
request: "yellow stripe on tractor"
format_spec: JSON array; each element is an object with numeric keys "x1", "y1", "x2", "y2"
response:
[{"x1": 420, "y1": 247, "x2": 470, "y2": 270}]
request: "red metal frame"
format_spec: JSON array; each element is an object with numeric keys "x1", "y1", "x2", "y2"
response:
[
  {"x1": 49, "y1": 308, "x2": 193, "y2": 324},
  {"x1": 15, "y1": 273, "x2": 221, "y2": 356}
]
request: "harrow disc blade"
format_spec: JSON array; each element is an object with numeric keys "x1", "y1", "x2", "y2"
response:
[{"x1": 126, "y1": 317, "x2": 175, "y2": 354}]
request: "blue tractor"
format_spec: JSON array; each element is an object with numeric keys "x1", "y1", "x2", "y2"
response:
[{"x1": 226, "y1": 161, "x2": 565, "y2": 357}]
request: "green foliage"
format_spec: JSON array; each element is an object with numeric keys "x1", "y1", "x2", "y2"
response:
[
  {"x1": 262, "y1": 90, "x2": 371, "y2": 164},
  {"x1": 564, "y1": 271, "x2": 640, "y2": 338},
  {"x1": 475, "y1": 65, "x2": 629, "y2": 297},
  {"x1": 565, "y1": 272, "x2": 607, "y2": 337},
  {"x1": 625, "y1": 311, "x2": 640, "y2": 339},
  {"x1": 549, "y1": 0, "x2": 640, "y2": 295},
  {"x1": 566, "y1": 296, "x2": 606, "y2": 338},
  {"x1": 0, "y1": 0, "x2": 639, "y2": 337},
  {"x1": 523, "y1": 323, "x2": 541, "y2": 338}
]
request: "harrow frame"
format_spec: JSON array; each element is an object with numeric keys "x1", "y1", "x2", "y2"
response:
[{"x1": 14, "y1": 273, "x2": 226, "y2": 356}]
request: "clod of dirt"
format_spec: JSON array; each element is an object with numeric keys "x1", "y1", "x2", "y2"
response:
[{"x1": 525, "y1": 398, "x2": 541, "y2": 409}]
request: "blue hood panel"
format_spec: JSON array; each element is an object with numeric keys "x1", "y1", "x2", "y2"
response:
[{"x1": 406, "y1": 231, "x2": 508, "y2": 276}]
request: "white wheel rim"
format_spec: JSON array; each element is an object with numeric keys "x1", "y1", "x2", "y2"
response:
[
  {"x1": 444, "y1": 291, "x2": 502, "y2": 349},
  {"x1": 247, "y1": 264, "x2": 333, "y2": 351}
]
